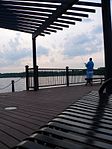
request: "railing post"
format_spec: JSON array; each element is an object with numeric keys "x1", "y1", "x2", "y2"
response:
[
  {"x1": 25, "y1": 65, "x2": 29, "y2": 91},
  {"x1": 11, "y1": 80, "x2": 15, "y2": 92},
  {"x1": 34, "y1": 65, "x2": 39, "y2": 91},
  {"x1": 36, "y1": 65, "x2": 39, "y2": 90},
  {"x1": 37, "y1": 65, "x2": 39, "y2": 90},
  {"x1": 66, "y1": 66, "x2": 69, "y2": 87}
]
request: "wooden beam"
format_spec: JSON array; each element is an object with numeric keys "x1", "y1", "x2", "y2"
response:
[
  {"x1": 77, "y1": 1, "x2": 101, "y2": 7},
  {"x1": 101, "y1": 0, "x2": 112, "y2": 93}
]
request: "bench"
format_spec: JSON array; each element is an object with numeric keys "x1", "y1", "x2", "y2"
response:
[
  {"x1": 12, "y1": 80, "x2": 112, "y2": 149},
  {"x1": 85, "y1": 77, "x2": 105, "y2": 84}
]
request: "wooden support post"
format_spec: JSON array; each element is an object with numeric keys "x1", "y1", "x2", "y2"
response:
[
  {"x1": 101, "y1": 0, "x2": 112, "y2": 94},
  {"x1": 32, "y1": 38, "x2": 37, "y2": 69},
  {"x1": 32, "y1": 38, "x2": 38, "y2": 91}
]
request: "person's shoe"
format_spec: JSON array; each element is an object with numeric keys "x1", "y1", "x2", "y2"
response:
[{"x1": 90, "y1": 82, "x2": 93, "y2": 86}]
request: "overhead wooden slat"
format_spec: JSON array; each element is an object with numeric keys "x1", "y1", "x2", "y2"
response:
[
  {"x1": 0, "y1": 14, "x2": 47, "y2": 22},
  {"x1": 0, "y1": 5, "x2": 55, "y2": 13},
  {"x1": 42, "y1": 31, "x2": 51, "y2": 35},
  {"x1": 0, "y1": 4, "x2": 52, "y2": 14},
  {"x1": 45, "y1": 28, "x2": 57, "y2": 33},
  {"x1": 60, "y1": 16, "x2": 82, "y2": 22},
  {"x1": 0, "y1": 9, "x2": 52, "y2": 21},
  {"x1": 39, "y1": 33, "x2": 45, "y2": 36},
  {"x1": 0, "y1": 20, "x2": 43, "y2": 31},
  {"x1": 0, "y1": 19, "x2": 37, "y2": 29},
  {"x1": 0, "y1": 22, "x2": 40, "y2": 30},
  {"x1": 16, "y1": 22, "x2": 40, "y2": 29},
  {"x1": 16, "y1": 17, "x2": 45, "y2": 23},
  {"x1": 70, "y1": 6, "x2": 96, "y2": 13},
  {"x1": 0, "y1": 11, "x2": 51, "y2": 19},
  {"x1": 0, "y1": 0, "x2": 61, "y2": 8},
  {"x1": 17, "y1": 25, "x2": 37, "y2": 31},
  {"x1": 0, "y1": 17, "x2": 44, "y2": 25},
  {"x1": 52, "y1": 22, "x2": 69, "y2": 28},
  {"x1": 49, "y1": 25, "x2": 63, "y2": 30},
  {"x1": 0, "y1": 0, "x2": 101, "y2": 37},
  {"x1": 65, "y1": 12, "x2": 88, "y2": 17},
  {"x1": 0, "y1": 22, "x2": 37, "y2": 32},
  {"x1": 13, "y1": 0, "x2": 67, "y2": 3},
  {"x1": 0, "y1": 0, "x2": 62, "y2": 5},
  {"x1": 56, "y1": 19, "x2": 75, "y2": 25},
  {"x1": 77, "y1": 1, "x2": 102, "y2": 7},
  {"x1": 0, "y1": 24, "x2": 34, "y2": 34}
]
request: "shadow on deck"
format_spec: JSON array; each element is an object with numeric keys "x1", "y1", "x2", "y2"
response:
[{"x1": 0, "y1": 84, "x2": 103, "y2": 149}]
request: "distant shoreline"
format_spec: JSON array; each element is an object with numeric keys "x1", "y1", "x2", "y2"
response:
[
  {"x1": 0, "y1": 67, "x2": 105, "y2": 78},
  {"x1": 0, "y1": 72, "x2": 25, "y2": 78}
]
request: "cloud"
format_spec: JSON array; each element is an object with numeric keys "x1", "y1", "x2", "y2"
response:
[
  {"x1": 3, "y1": 48, "x2": 31, "y2": 62},
  {"x1": 0, "y1": 33, "x2": 31, "y2": 67},
  {"x1": 37, "y1": 46, "x2": 49, "y2": 57},
  {"x1": 63, "y1": 25, "x2": 103, "y2": 58},
  {"x1": 83, "y1": 18, "x2": 93, "y2": 23},
  {"x1": 91, "y1": 25, "x2": 103, "y2": 34}
]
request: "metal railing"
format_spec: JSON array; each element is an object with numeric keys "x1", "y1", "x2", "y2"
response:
[
  {"x1": 38, "y1": 68, "x2": 66, "y2": 87},
  {"x1": 25, "y1": 65, "x2": 104, "y2": 91}
]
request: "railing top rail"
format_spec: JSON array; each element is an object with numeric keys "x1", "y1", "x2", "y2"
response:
[
  {"x1": 28, "y1": 67, "x2": 87, "y2": 71},
  {"x1": 28, "y1": 68, "x2": 34, "y2": 71},
  {"x1": 69, "y1": 69, "x2": 86, "y2": 70},
  {"x1": 39, "y1": 68, "x2": 66, "y2": 71}
]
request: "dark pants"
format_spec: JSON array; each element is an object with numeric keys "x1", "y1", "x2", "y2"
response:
[{"x1": 86, "y1": 78, "x2": 93, "y2": 85}]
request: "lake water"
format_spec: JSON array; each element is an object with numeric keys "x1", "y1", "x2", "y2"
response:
[
  {"x1": 0, "y1": 75, "x2": 103, "y2": 93},
  {"x1": 0, "y1": 77, "x2": 26, "y2": 93},
  {"x1": 0, "y1": 76, "x2": 85, "y2": 93}
]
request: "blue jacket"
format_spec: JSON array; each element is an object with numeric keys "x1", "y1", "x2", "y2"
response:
[{"x1": 86, "y1": 61, "x2": 94, "y2": 71}]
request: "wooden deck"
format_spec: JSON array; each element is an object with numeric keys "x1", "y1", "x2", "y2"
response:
[{"x1": 0, "y1": 84, "x2": 100, "y2": 149}]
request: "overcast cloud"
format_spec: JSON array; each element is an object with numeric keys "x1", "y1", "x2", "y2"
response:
[
  {"x1": 0, "y1": 33, "x2": 31, "y2": 66},
  {"x1": 37, "y1": 46, "x2": 49, "y2": 57},
  {"x1": 63, "y1": 25, "x2": 103, "y2": 58}
]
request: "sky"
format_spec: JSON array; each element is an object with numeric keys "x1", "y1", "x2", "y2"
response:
[{"x1": 0, "y1": 0, "x2": 112, "y2": 73}]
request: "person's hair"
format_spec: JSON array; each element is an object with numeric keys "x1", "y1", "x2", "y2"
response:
[{"x1": 89, "y1": 58, "x2": 92, "y2": 61}]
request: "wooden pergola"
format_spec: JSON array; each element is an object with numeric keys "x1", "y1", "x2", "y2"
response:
[{"x1": 0, "y1": 0, "x2": 111, "y2": 92}]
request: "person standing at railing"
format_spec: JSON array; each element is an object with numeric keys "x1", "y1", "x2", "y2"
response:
[{"x1": 85, "y1": 58, "x2": 94, "y2": 86}]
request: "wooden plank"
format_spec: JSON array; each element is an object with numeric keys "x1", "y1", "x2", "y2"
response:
[{"x1": 0, "y1": 131, "x2": 19, "y2": 148}]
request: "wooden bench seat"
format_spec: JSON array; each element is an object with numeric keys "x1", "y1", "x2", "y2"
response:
[{"x1": 85, "y1": 77, "x2": 105, "y2": 84}]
